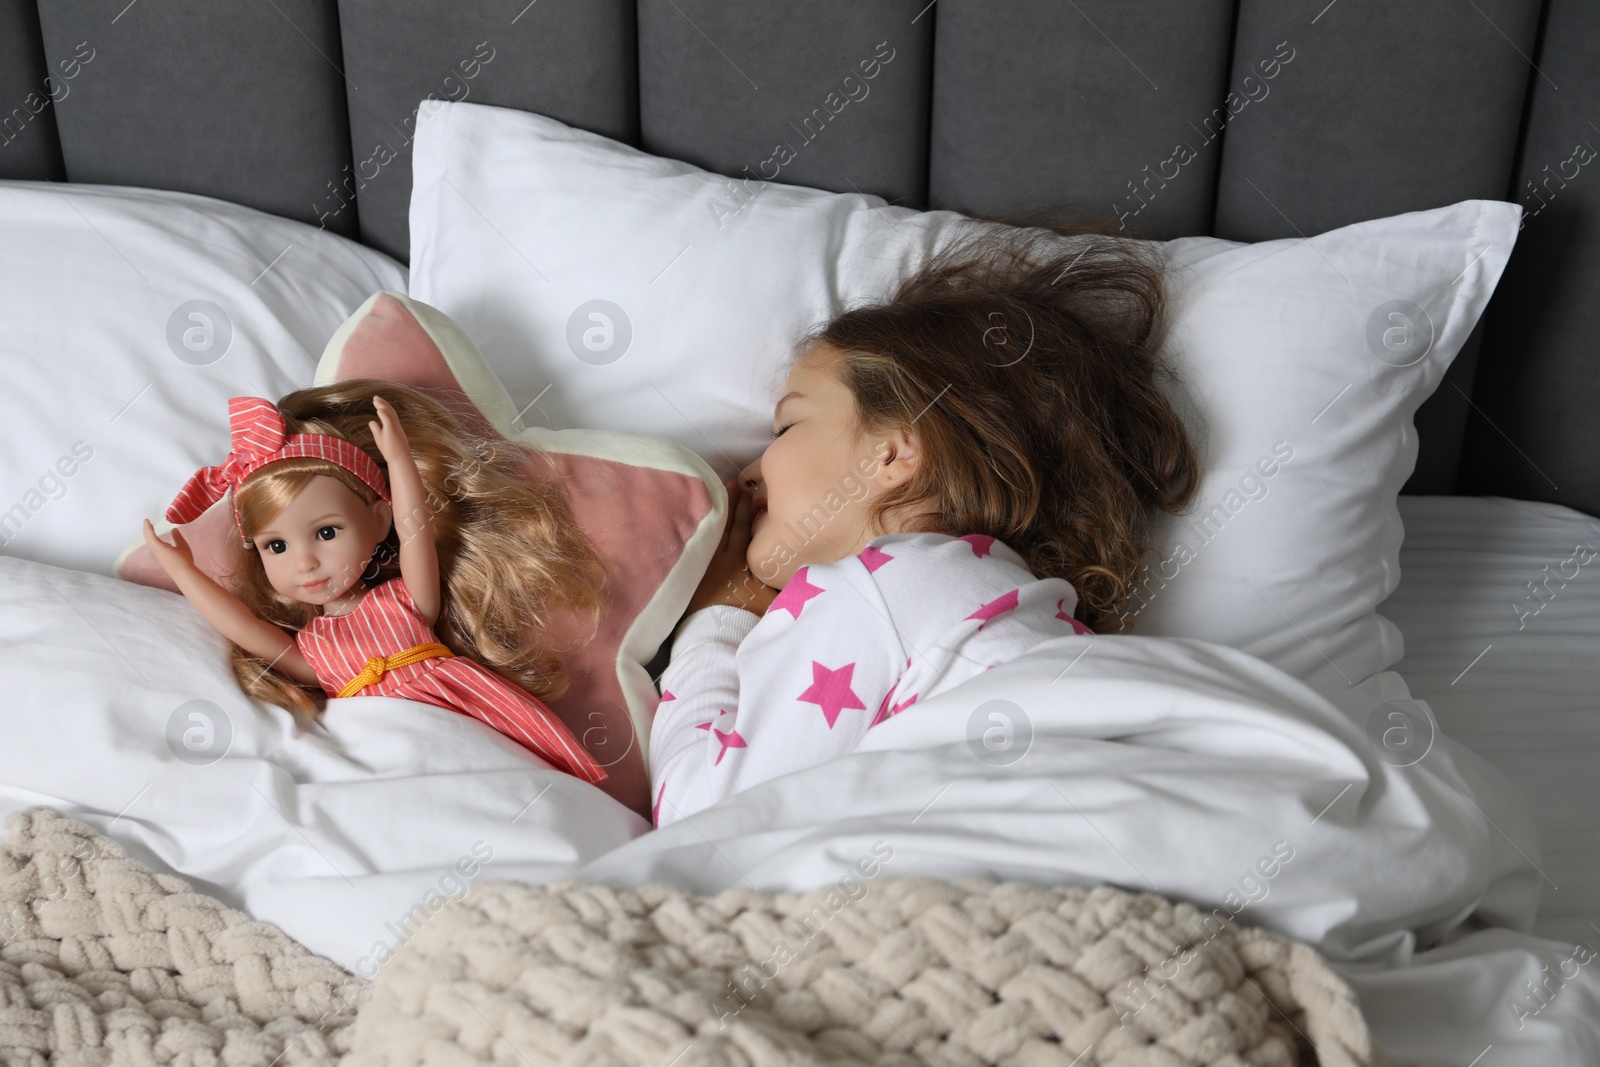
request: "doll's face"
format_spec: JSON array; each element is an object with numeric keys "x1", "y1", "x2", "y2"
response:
[{"x1": 250, "y1": 475, "x2": 393, "y2": 615}]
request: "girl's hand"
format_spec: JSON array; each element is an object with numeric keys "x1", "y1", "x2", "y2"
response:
[
  {"x1": 685, "y1": 479, "x2": 778, "y2": 617},
  {"x1": 142, "y1": 519, "x2": 196, "y2": 577},
  {"x1": 367, "y1": 395, "x2": 410, "y2": 463}
]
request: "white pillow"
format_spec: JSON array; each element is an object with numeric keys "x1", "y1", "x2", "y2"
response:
[
  {"x1": 0, "y1": 180, "x2": 407, "y2": 577},
  {"x1": 408, "y1": 101, "x2": 1519, "y2": 715},
  {"x1": 0, "y1": 553, "x2": 644, "y2": 974}
]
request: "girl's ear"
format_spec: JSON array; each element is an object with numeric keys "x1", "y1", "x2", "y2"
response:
[
  {"x1": 372, "y1": 498, "x2": 394, "y2": 533},
  {"x1": 872, "y1": 428, "x2": 920, "y2": 489}
]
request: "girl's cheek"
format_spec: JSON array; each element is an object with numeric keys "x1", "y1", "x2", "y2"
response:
[{"x1": 757, "y1": 458, "x2": 778, "y2": 501}]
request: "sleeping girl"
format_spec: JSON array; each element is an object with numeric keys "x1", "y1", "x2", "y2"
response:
[{"x1": 650, "y1": 220, "x2": 1201, "y2": 827}]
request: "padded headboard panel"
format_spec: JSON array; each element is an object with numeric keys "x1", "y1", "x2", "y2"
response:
[
  {"x1": 337, "y1": 0, "x2": 638, "y2": 255},
  {"x1": 1, "y1": 0, "x2": 1595, "y2": 517},
  {"x1": 29, "y1": 0, "x2": 358, "y2": 236}
]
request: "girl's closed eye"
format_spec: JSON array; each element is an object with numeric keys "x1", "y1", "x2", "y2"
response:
[{"x1": 771, "y1": 423, "x2": 792, "y2": 439}]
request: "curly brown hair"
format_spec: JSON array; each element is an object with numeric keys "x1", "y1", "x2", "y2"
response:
[
  {"x1": 227, "y1": 379, "x2": 606, "y2": 720},
  {"x1": 796, "y1": 211, "x2": 1201, "y2": 633}
]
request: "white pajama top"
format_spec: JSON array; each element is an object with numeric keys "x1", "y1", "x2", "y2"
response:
[{"x1": 649, "y1": 531, "x2": 1092, "y2": 827}]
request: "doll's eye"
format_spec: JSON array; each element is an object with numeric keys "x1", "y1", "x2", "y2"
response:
[
  {"x1": 264, "y1": 539, "x2": 287, "y2": 554},
  {"x1": 771, "y1": 423, "x2": 792, "y2": 439},
  {"x1": 317, "y1": 525, "x2": 340, "y2": 541}
]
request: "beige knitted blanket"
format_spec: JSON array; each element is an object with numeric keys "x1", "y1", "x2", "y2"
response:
[{"x1": 0, "y1": 807, "x2": 1386, "y2": 1067}]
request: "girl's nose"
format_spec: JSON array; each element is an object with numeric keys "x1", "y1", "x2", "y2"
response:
[{"x1": 739, "y1": 456, "x2": 763, "y2": 491}]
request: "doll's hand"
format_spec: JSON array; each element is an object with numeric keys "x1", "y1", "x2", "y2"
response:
[
  {"x1": 685, "y1": 479, "x2": 778, "y2": 617},
  {"x1": 367, "y1": 395, "x2": 411, "y2": 463},
  {"x1": 142, "y1": 519, "x2": 196, "y2": 576}
]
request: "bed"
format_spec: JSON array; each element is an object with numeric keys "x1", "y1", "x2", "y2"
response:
[{"x1": 2, "y1": 1, "x2": 1597, "y2": 1064}]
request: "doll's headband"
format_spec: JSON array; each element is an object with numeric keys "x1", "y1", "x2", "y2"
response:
[{"x1": 166, "y1": 396, "x2": 391, "y2": 544}]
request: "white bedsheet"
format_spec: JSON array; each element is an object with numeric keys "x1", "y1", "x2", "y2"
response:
[
  {"x1": 1345, "y1": 493, "x2": 1600, "y2": 1065},
  {"x1": 1385, "y1": 494, "x2": 1600, "y2": 950}
]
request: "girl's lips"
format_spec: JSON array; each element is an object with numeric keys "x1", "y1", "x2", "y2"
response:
[{"x1": 304, "y1": 578, "x2": 329, "y2": 591}]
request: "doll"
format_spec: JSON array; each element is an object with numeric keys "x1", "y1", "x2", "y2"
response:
[{"x1": 141, "y1": 380, "x2": 609, "y2": 785}]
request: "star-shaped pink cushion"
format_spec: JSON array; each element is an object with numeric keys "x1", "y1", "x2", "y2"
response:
[{"x1": 116, "y1": 291, "x2": 723, "y2": 820}]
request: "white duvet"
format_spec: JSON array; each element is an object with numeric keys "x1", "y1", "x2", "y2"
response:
[
  {"x1": 574, "y1": 634, "x2": 1600, "y2": 1064},
  {"x1": 2, "y1": 554, "x2": 1596, "y2": 1064}
]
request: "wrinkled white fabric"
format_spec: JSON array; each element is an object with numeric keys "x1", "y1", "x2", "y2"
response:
[{"x1": 582, "y1": 627, "x2": 1597, "y2": 1063}]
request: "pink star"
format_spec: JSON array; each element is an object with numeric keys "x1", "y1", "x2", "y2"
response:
[
  {"x1": 958, "y1": 534, "x2": 996, "y2": 558},
  {"x1": 796, "y1": 661, "x2": 866, "y2": 728},
  {"x1": 858, "y1": 544, "x2": 894, "y2": 573},
  {"x1": 660, "y1": 689, "x2": 676, "y2": 703},
  {"x1": 713, "y1": 727, "x2": 746, "y2": 764},
  {"x1": 1056, "y1": 597, "x2": 1093, "y2": 635},
  {"x1": 694, "y1": 709, "x2": 730, "y2": 732},
  {"x1": 768, "y1": 565, "x2": 825, "y2": 619},
  {"x1": 653, "y1": 779, "x2": 668, "y2": 825},
  {"x1": 966, "y1": 588, "x2": 1019, "y2": 629},
  {"x1": 870, "y1": 687, "x2": 919, "y2": 728},
  {"x1": 871, "y1": 687, "x2": 894, "y2": 727}
]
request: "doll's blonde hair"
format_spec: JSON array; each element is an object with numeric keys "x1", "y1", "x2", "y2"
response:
[{"x1": 226, "y1": 380, "x2": 605, "y2": 721}]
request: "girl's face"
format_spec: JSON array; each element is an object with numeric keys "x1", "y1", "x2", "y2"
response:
[
  {"x1": 251, "y1": 474, "x2": 393, "y2": 614},
  {"x1": 739, "y1": 344, "x2": 918, "y2": 589}
]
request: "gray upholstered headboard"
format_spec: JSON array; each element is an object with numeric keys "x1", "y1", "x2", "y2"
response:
[{"x1": 2, "y1": 0, "x2": 1593, "y2": 517}]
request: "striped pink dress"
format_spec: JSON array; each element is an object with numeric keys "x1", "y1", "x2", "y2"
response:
[{"x1": 295, "y1": 577, "x2": 606, "y2": 784}]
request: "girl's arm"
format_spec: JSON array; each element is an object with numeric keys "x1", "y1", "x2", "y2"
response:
[
  {"x1": 650, "y1": 604, "x2": 761, "y2": 824},
  {"x1": 649, "y1": 481, "x2": 767, "y2": 824},
  {"x1": 141, "y1": 520, "x2": 319, "y2": 687},
  {"x1": 651, "y1": 562, "x2": 905, "y2": 827},
  {"x1": 649, "y1": 485, "x2": 902, "y2": 826},
  {"x1": 368, "y1": 395, "x2": 440, "y2": 626}
]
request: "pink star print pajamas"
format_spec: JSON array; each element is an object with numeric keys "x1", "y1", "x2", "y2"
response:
[{"x1": 648, "y1": 531, "x2": 1093, "y2": 827}]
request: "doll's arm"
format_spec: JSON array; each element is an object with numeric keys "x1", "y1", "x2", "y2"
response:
[
  {"x1": 141, "y1": 520, "x2": 319, "y2": 687},
  {"x1": 368, "y1": 395, "x2": 440, "y2": 626}
]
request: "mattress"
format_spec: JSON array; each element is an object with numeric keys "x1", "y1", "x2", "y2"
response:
[{"x1": 1385, "y1": 493, "x2": 1600, "y2": 948}]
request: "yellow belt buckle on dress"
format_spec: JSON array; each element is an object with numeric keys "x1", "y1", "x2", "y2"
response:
[{"x1": 336, "y1": 641, "x2": 454, "y2": 698}]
